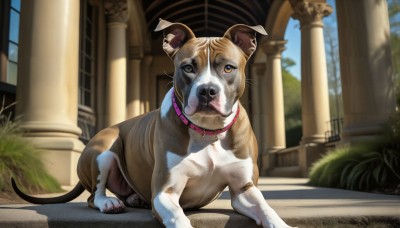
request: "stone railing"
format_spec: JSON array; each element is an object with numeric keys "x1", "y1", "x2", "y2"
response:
[
  {"x1": 269, "y1": 143, "x2": 331, "y2": 177},
  {"x1": 268, "y1": 146, "x2": 302, "y2": 177},
  {"x1": 272, "y1": 146, "x2": 300, "y2": 167},
  {"x1": 325, "y1": 117, "x2": 343, "y2": 143}
]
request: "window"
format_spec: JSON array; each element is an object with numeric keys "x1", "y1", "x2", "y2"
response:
[
  {"x1": 7, "y1": 0, "x2": 19, "y2": 85},
  {"x1": 0, "y1": 0, "x2": 19, "y2": 118},
  {"x1": 78, "y1": 0, "x2": 97, "y2": 144},
  {"x1": 0, "y1": 0, "x2": 20, "y2": 85},
  {"x1": 79, "y1": 1, "x2": 95, "y2": 108}
]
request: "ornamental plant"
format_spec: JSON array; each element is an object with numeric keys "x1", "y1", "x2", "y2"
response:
[
  {"x1": 0, "y1": 103, "x2": 61, "y2": 194},
  {"x1": 309, "y1": 110, "x2": 400, "y2": 193}
]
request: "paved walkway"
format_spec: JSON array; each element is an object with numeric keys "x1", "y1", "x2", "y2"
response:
[{"x1": 1, "y1": 178, "x2": 399, "y2": 227}]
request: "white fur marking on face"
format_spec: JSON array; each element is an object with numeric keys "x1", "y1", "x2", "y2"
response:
[
  {"x1": 205, "y1": 46, "x2": 211, "y2": 81},
  {"x1": 161, "y1": 88, "x2": 173, "y2": 119},
  {"x1": 184, "y1": 42, "x2": 229, "y2": 119}
]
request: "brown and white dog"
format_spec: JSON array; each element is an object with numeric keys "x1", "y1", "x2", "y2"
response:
[{"x1": 12, "y1": 19, "x2": 293, "y2": 228}]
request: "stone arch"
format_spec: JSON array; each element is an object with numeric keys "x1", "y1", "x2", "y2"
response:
[
  {"x1": 126, "y1": 0, "x2": 152, "y2": 118},
  {"x1": 127, "y1": 0, "x2": 146, "y2": 50},
  {"x1": 253, "y1": 0, "x2": 293, "y2": 62}
]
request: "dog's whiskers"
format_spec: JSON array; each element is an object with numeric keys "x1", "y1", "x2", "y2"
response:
[
  {"x1": 245, "y1": 79, "x2": 254, "y2": 87},
  {"x1": 163, "y1": 71, "x2": 174, "y2": 79}
]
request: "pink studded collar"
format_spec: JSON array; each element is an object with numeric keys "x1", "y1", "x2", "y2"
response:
[{"x1": 172, "y1": 91, "x2": 240, "y2": 136}]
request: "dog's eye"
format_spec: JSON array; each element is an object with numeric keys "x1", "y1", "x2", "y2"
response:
[
  {"x1": 182, "y1": 65, "x2": 194, "y2": 73},
  {"x1": 224, "y1": 65, "x2": 236, "y2": 73}
]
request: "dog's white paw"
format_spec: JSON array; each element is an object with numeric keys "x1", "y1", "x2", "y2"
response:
[
  {"x1": 261, "y1": 209, "x2": 295, "y2": 228},
  {"x1": 165, "y1": 216, "x2": 193, "y2": 228},
  {"x1": 262, "y1": 218, "x2": 296, "y2": 228},
  {"x1": 95, "y1": 196, "x2": 125, "y2": 214},
  {"x1": 263, "y1": 221, "x2": 295, "y2": 228}
]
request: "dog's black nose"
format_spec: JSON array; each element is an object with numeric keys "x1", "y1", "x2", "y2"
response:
[{"x1": 197, "y1": 84, "x2": 220, "y2": 102}]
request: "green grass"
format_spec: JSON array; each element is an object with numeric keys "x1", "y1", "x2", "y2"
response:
[
  {"x1": 0, "y1": 105, "x2": 61, "y2": 194},
  {"x1": 309, "y1": 111, "x2": 400, "y2": 193}
]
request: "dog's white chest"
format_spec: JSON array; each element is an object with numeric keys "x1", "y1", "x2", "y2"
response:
[
  {"x1": 167, "y1": 135, "x2": 238, "y2": 174},
  {"x1": 166, "y1": 134, "x2": 253, "y2": 208}
]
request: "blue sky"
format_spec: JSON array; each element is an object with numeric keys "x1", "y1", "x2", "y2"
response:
[
  {"x1": 282, "y1": 18, "x2": 301, "y2": 78},
  {"x1": 282, "y1": 0, "x2": 337, "y2": 79}
]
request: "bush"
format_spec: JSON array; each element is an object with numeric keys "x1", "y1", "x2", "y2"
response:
[
  {"x1": 0, "y1": 105, "x2": 61, "y2": 194},
  {"x1": 309, "y1": 111, "x2": 400, "y2": 193},
  {"x1": 286, "y1": 125, "x2": 302, "y2": 148}
]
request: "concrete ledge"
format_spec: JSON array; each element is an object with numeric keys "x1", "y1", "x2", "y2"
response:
[
  {"x1": 0, "y1": 203, "x2": 262, "y2": 228},
  {"x1": 1, "y1": 204, "x2": 399, "y2": 228},
  {"x1": 1, "y1": 178, "x2": 400, "y2": 228}
]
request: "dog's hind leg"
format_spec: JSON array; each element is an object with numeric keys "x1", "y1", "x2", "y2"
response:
[
  {"x1": 103, "y1": 152, "x2": 150, "y2": 209},
  {"x1": 93, "y1": 150, "x2": 126, "y2": 213},
  {"x1": 125, "y1": 193, "x2": 150, "y2": 209}
]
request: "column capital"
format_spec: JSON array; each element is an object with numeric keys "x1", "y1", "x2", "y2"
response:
[
  {"x1": 104, "y1": 0, "x2": 128, "y2": 23},
  {"x1": 290, "y1": 0, "x2": 332, "y2": 27},
  {"x1": 261, "y1": 40, "x2": 287, "y2": 58}
]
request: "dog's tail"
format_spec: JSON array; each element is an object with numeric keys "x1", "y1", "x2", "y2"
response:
[{"x1": 11, "y1": 177, "x2": 85, "y2": 204}]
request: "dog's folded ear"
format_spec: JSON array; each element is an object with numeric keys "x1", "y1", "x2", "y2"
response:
[
  {"x1": 224, "y1": 24, "x2": 267, "y2": 59},
  {"x1": 155, "y1": 18, "x2": 196, "y2": 58}
]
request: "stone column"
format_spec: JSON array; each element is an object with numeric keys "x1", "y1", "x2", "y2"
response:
[
  {"x1": 104, "y1": 0, "x2": 128, "y2": 126},
  {"x1": 336, "y1": 0, "x2": 396, "y2": 142},
  {"x1": 251, "y1": 63, "x2": 265, "y2": 173},
  {"x1": 141, "y1": 55, "x2": 153, "y2": 113},
  {"x1": 250, "y1": 63, "x2": 264, "y2": 150},
  {"x1": 16, "y1": 0, "x2": 84, "y2": 185},
  {"x1": 127, "y1": 46, "x2": 142, "y2": 118},
  {"x1": 260, "y1": 40, "x2": 287, "y2": 174},
  {"x1": 290, "y1": 0, "x2": 332, "y2": 144},
  {"x1": 262, "y1": 40, "x2": 287, "y2": 151}
]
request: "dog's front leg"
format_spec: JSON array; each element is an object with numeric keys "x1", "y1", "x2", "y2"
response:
[
  {"x1": 230, "y1": 183, "x2": 293, "y2": 228},
  {"x1": 153, "y1": 190, "x2": 192, "y2": 228},
  {"x1": 152, "y1": 169, "x2": 192, "y2": 228}
]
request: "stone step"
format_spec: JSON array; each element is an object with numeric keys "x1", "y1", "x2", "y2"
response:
[{"x1": 1, "y1": 178, "x2": 399, "y2": 228}]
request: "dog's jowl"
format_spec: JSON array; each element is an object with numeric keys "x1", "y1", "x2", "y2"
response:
[{"x1": 12, "y1": 19, "x2": 294, "y2": 228}]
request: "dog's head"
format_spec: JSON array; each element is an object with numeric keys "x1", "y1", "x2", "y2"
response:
[{"x1": 155, "y1": 19, "x2": 267, "y2": 120}]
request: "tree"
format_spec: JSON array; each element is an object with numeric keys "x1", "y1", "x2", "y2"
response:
[
  {"x1": 282, "y1": 57, "x2": 302, "y2": 147},
  {"x1": 323, "y1": 2, "x2": 343, "y2": 119},
  {"x1": 282, "y1": 57, "x2": 296, "y2": 71}
]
